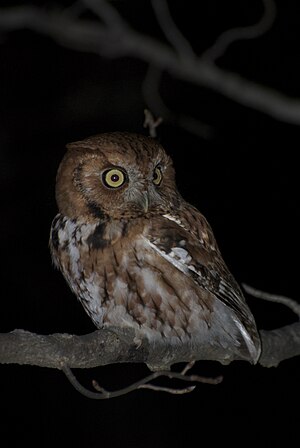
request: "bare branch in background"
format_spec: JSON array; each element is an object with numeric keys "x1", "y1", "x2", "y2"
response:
[
  {"x1": 202, "y1": 0, "x2": 277, "y2": 62},
  {"x1": 243, "y1": 283, "x2": 300, "y2": 318},
  {"x1": 1, "y1": 2, "x2": 300, "y2": 126},
  {"x1": 82, "y1": 0, "x2": 128, "y2": 30},
  {"x1": 151, "y1": 0, "x2": 195, "y2": 61}
]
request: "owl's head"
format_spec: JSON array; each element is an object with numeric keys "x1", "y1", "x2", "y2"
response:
[{"x1": 55, "y1": 132, "x2": 180, "y2": 220}]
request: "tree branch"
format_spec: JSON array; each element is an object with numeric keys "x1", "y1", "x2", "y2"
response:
[
  {"x1": 243, "y1": 283, "x2": 300, "y2": 318},
  {"x1": 62, "y1": 361, "x2": 222, "y2": 399},
  {"x1": 151, "y1": 0, "x2": 195, "y2": 61},
  {"x1": 259, "y1": 323, "x2": 300, "y2": 368},
  {"x1": 202, "y1": 0, "x2": 277, "y2": 62},
  {"x1": 1, "y1": 323, "x2": 300, "y2": 372},
  {"x1": 1, "y1": 4, "x2": 300, "y2": 124}
]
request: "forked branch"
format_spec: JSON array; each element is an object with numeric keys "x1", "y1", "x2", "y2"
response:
[
  {"x1": 1, "y1": 1, "x2": 300, "y2": 125},
  {"x1": 62, "y1": 361, "x2": 222, "y2": 399}
]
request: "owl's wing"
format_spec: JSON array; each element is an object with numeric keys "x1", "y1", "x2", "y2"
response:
[{"x1": 145, "y1": 213, "x2": 261, "y2": 362}]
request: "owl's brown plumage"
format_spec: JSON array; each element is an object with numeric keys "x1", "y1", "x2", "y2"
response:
[{"x1": 50, "y1": 132, "x2": 261, "y2": 363}]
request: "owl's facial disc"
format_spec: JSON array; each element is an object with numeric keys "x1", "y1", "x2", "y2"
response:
[
  {"x1": 98, "y1": 162, "x2": 165, "y2": 216},
  {"x1": 55, "y1": 132, "x2": 179, "y2": 220}
]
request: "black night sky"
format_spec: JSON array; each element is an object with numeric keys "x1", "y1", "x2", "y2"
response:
[{"x1": 0, "y1": 1, "x2": 299, "y2": 447}]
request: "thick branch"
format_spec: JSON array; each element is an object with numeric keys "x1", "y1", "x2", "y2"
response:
[
  {"x1": 259, "y1": 323, "x2": 300, "y2": 367},
  {"x1": 1, "y1": 323, "x2": 299, "y2": 371},
  {"x1": 1, "y1": 6, "x2": 300, "y2": 124}
]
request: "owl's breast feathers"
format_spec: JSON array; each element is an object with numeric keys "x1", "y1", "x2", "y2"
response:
[{"x1": 50, "y1": 209, "x2": 261, "y2": 363}]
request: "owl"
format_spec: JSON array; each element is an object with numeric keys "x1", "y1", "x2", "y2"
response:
[{"x1": 50, "y1": 132, "x2": 261, "y2": 363}]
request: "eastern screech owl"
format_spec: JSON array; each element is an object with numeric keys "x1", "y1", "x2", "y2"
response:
[{"x1": 50, "y1": 132, "x2": 261, "y2": 363}]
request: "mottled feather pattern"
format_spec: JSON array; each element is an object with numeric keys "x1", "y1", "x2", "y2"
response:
[{"x1": 50, "y1": 132, "x2": 261, "y2": 362}]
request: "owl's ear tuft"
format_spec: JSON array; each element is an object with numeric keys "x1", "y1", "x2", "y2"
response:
[
  {"x1": 66, "y1": 141, "x2": 91, "y2": 151},
  {"x1": 65, "y1": 142, "x2": 75, "y2": 151}
]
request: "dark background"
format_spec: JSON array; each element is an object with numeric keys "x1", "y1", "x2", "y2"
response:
[{"x1": 0, "y1": 1, "x2": 299, "y2": 447}]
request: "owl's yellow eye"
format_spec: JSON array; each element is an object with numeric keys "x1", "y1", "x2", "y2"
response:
[
  {"x1": 102, "y1": 168, "x2": 126, "y2": 188},
  {"x1": 153, "y1": 166, "x2": 162, "y2": 186}
]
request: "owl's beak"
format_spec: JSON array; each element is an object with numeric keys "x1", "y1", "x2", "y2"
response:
[{"x1": 139, "y1": 191, "x2": 149, "y2": 213}]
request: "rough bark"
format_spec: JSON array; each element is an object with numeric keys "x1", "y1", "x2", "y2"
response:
[{"x1": 1, "y1": 323, "x2": 299, "y2": 371}]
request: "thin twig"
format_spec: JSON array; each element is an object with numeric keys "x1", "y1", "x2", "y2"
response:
[
  {"x1": 138, "y1": 384, "x2": 196, "y2": 394},
  {"x1": 202, "y1": 0, "x2": 277, "y2": 62},
  {"x1": 180, "y1": 360, "x2": 196, "y2": 375},
  {"x1": 62, "y1": 364, "x2": 222, "y2": 399},
  {"x1": 242, "y1": 283, "x2": 300, "y2": 318},
  {"x1": 143, "y1": 108, "x2": 163, "y2": 137},
  {"x1": 142, "y1": 64, "x2": 213, "y2": 139}
]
